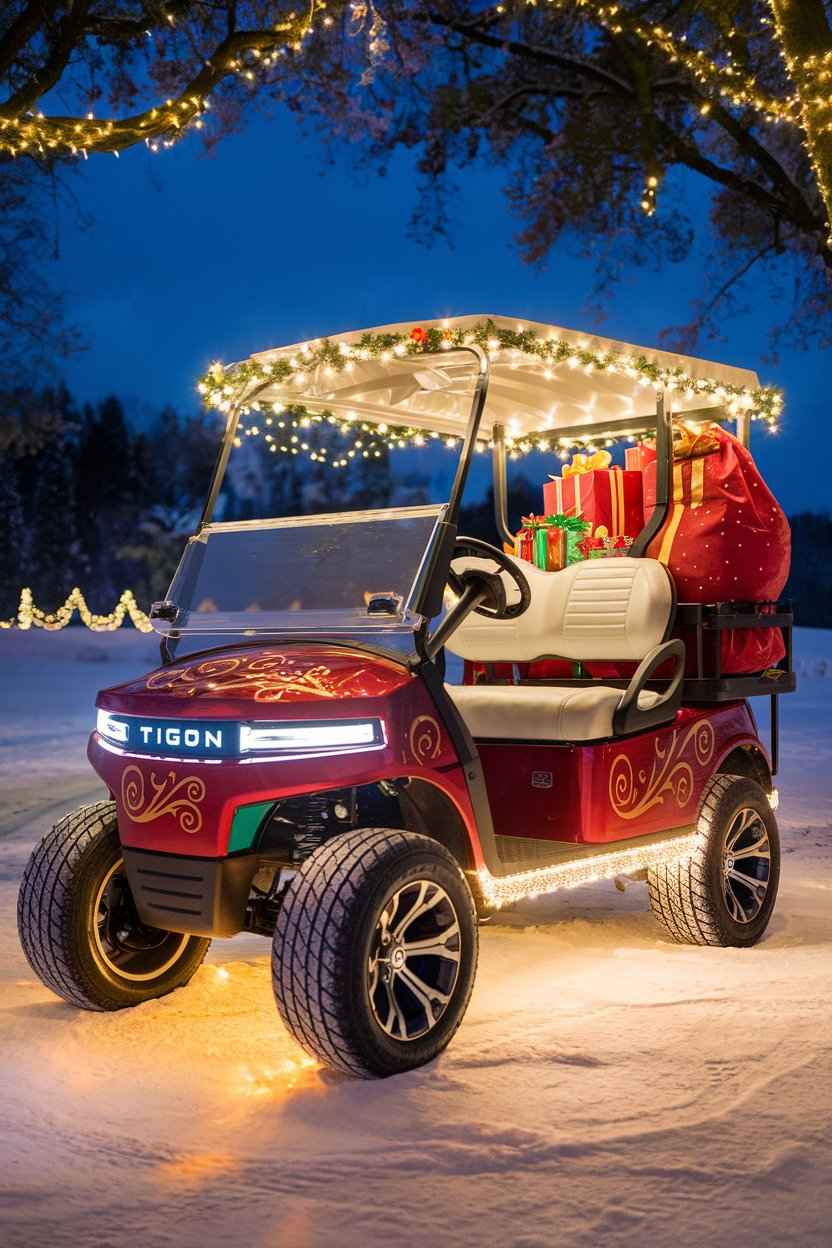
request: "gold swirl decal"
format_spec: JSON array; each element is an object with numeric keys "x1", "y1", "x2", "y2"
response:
[
  {"x1": 409, "y1": 715, "x2": 442, "y2": 764},
  {"x1": 121, "y1": 766, "x2": 206, "y2": 835},
  {"x1": 145, "y1": 650, "x2": 367, "y2": 703},
  {"x1": 609, "y1": 720, "x2": 715, "y2": 821}
]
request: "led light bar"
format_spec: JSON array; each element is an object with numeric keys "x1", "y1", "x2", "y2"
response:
[
  {"x1": 478, "y1": 832, "x2": 699, "y2": 909},
  {"x1": 96, "y1": 709, "x2": 129, "y2": 744},
  {"x1": 239, "y1": 718, "x2": 385, "y2": 755}
]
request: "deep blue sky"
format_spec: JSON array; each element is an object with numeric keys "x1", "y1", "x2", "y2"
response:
[{"x1": 50, "y1": 110, "x2": 828, "y2": 514}]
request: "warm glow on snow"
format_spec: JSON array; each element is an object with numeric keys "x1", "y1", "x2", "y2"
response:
[{"x1": 235, "y1": 1055, "x2": 320, "y2": 1099}]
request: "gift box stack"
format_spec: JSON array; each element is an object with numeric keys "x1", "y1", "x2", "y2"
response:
[
  {"x1": 544, "y1": 449, "x2": 644, "y2": 560},
  {"x1": 512, "y1": 449, "x2": 644, "y2": 573}
]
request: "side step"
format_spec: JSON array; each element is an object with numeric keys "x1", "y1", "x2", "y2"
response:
[{"x1": 480, "y1": 827, "x2": 697, "y2": 908}]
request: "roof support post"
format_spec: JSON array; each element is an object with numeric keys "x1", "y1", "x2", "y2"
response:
[
  {"x1": 444, "y1": 345, "x2": 490, "y2": 528},
  {"x1": 197, "y1": 400, "x2": 243, "y2": 532},
  {"x1": 491, "y1": 424, "x2": 514, "y2": 546},
  {"x1": 630, "y1": 390, "x2": 673, "y2": 558}
]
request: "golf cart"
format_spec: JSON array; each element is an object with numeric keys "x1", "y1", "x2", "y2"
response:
[{"x1": 18, "y1": 316, "x2": 794, "y2": 1078}]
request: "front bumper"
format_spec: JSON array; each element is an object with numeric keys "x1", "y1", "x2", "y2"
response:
[{"x1": 122, "y1": 847, "x2": 259, "y2": 938}]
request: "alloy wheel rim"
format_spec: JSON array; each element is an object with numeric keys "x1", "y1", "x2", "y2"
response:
[
  {"x1": 92, "y1": 859, "x2": 189, "y2": 982},
  {"x1": 721, "y1": 807, "x2": 771, "y2": 925},
  {"x1": 367, "y1": 879, "x2": 462, "y2": 1042}
]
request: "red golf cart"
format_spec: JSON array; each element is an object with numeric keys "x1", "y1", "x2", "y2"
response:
[{"x1": 18, "y1": 316, "x2": 794, "y2": 1078}]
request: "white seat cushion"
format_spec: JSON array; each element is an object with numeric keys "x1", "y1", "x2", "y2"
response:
[
  {"x1": 446, "y1": 556, "x2": 673, "y2": 664},
  {"x1": 446, "y1": 682, "x2": 661, "y2": 743}
]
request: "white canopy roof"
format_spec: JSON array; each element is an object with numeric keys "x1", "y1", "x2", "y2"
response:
[{"x1": 228, "y1": 314, "x2": 765, "y2": 443}]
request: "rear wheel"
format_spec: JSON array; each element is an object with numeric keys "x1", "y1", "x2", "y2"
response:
[
  {"x1": 272, "y1": 828, "x2": 478, "y2": 1077},
  {"x1": 647, "y1": 774, "x2": 780, "y2": 947},
  {"x1": 18, "y1": 801, "x2": 210, "y2": 1010}
]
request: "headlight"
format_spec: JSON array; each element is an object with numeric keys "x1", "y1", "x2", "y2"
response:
[
  {"x1": 239, "y1": 718, "x2": 385, "y2": 755},
  {"x1": 96, "y1": 709, "x2": 129, "y2": 744}
]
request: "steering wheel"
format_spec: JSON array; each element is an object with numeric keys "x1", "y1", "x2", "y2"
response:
[{"x1": 447, "y1": 536, "x2": 531, "y2": 620}]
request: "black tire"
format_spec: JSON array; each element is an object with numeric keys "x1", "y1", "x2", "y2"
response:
[
  {"x1": 647, "y1": 774, "x2": 780, "y2": 948},
  {"x1": 272, "y1": 828, "x2": 478, "y2": 1078},
  {"x1": 17, "y1": 800, "x2": 210, "y2": 1010}
]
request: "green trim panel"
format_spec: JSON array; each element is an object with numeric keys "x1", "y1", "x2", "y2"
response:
[{"x1": 227, "y1": 799, "x2": 276, "y2": 854}]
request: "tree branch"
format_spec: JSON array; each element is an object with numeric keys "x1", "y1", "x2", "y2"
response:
[
  {"x1": 3, "y1": 2, "x2": 94, "y2": 118},
  {"x1": 428, "y1": 12, "x2": 635, "y2": 95},
  {"x1": 431, "y1": 9, "x2": 821, "y2": 240},
  {"x1": 0, "y1": 16, "x2": 322, "y2": 155},
  {"x1": 0, "y1": 1, "x2": 64, "y2": 79},
  {"x1": 662, "y1": 238, "x2": 782, "y2": 348}
]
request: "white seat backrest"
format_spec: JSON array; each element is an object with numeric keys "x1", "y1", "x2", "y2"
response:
[{"x1": 445, "y1": 555, "x2": 673, "y2": 663}]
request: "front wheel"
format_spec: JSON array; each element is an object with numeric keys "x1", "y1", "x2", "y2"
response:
[
  {"x1": 647, "y1": 774, "x2": 780, "y2": 947},
  {"x1": 272, "y1": 828, "x2": 479, "y2": 1077},
  {"x1": 18, "y1": 801, "x2": 210, "y2": 1010}
]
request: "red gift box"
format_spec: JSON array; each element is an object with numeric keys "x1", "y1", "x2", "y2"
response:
[
  {"x1": 543, "y1": 467, "x2": 644, "y2": 538},
  {"x1": 625, "y1": 442, "x2": 656, "y2": 472}
]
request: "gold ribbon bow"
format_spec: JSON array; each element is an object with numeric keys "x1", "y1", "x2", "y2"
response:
[
  {"x1": 562, "y1": 448, "x2": 612, "y2": 478},
  {"x1": 672, "y1": 421, "x2": 721, "y2": 461},
  {"x1": 644, "y1": 421, "x2": 721, "y2": 462}
]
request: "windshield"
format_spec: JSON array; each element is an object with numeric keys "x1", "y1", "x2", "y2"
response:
[{"x1": 155, "y1": 504, "x2": 445, "y2": 636}]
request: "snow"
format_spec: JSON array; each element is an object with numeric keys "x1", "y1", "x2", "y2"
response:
[{"x1": 1, "y1": 627, "x2": 830, "y2": 1248}]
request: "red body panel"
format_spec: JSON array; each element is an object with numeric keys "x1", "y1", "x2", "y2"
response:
[
  {"x1": 89, "y1": 642, "x2": 485, "y2": 864},
  {"x1": 88, "y1": 640, "x2": 768, "y2": 866},
  {"x1": 478, "y1": 703, "x2": 762, "y2": 844},
  {"x1": 98, "y1": 643, "x2": 413, "y2": 714}
]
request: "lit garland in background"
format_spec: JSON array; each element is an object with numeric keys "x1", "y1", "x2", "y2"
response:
[
  {"x1": 198, "y1": 318, "x2": 783, "y2": 469},
  {"x1": 477, "y1": 830, "x2": 698, "y2": 908},
  {"x1": 0, "y1": 589, "x2": 152, "y2": 632}
]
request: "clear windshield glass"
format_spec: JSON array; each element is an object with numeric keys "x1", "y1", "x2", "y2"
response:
[{"x1": 155, "y1": 504, "x2": 445, "y2": 636}]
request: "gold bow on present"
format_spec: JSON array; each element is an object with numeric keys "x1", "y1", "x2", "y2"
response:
[{"x1": 562, "y1": 448, "x2": 612, "y2": 478}]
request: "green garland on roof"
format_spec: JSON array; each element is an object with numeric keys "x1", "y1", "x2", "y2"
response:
[{"x1": 197, "y1": 319, "x2": 783, "y2": 460}]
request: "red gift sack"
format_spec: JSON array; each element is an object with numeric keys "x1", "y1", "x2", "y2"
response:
[{"x1": 642, "y1": 424, "x2": 790, "y2": 673}]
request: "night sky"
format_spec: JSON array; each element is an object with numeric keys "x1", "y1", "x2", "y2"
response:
[{"x1": 50, "y1": 109, "x2": 828, "y2": 514}]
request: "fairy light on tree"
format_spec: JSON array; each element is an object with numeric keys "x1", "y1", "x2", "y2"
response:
[
  {"x1": 0, "y1": 2, "x2": 351, "y2": 159},
  {"x1": 767, "y1": 0, "x2": 832, "y2": 246},
  {"x1": 273, "y1": 2, "x2": 832, "y2": 349}
]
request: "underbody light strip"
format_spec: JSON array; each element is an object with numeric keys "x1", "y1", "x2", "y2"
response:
[{"x1": 478, "y1": 832, "x2": 699, "y2": 909}]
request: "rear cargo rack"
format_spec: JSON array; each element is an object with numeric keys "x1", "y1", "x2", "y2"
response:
[{"x1": 673, "y1": 600, "x2": 795, "y2": 701}]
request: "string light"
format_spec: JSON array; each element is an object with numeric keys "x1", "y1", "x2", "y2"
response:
[
  {"x1": 198, "y1": 319, "x2": 783, "y2": 471},
  {"x1": 476, "y1": 0, "x2": 832, "y2": 220},
  {"x1": 767, "y1": 2, "x2": 832, "y2": 248},
  {"x1": 523, "y1": 1, "x2": 801, "y2": 125},
  {"x1": 0, "y1": 5, "x2": 326, "y2": 160},
  {"x1": 0, "y1": 588, "x2": 152, "y2": 632},
  {"x1": 478, "y1": 830, "x2": 698, "y2": 908}
]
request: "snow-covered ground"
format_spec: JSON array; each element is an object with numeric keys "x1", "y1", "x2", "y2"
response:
[{"x1": 0, "y1": 628, "x2": 830, "y2": 1248}]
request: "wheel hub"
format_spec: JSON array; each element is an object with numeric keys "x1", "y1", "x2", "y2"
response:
[
  {"x1": 721, "y1": 807, "x2": 772, "y2": 925},
  {"x1": 92, "y1": 859, "x2": 190, "y2": 982},
  {"x1": 367, "y1": 879, "x2": 462, "y2": 1043}
]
